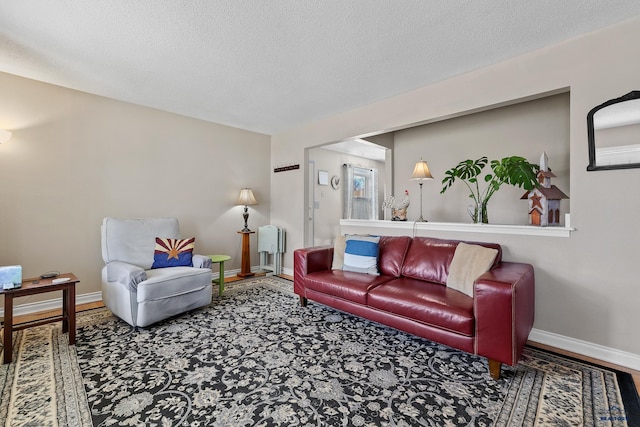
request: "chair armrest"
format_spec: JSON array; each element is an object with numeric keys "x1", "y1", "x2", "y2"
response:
[
  {"x1": 106, "y1": 261, "x2": 147, "y2": 291},
  {"x1": 192, "y1": 254, "x2": 212, "y2": 269},
  {"x1": 293, "y1": 246, "x2": 333, "y2": 297},
  {"x1": 474, "y1": 262, "x2": 535, "y2": 366}
]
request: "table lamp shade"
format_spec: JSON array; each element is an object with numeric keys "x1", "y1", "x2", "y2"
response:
[
  {"x1": 410, "y1": 160, "x2": 433, "y2": 181},
  {"x1": 237, "y1": 188, "x2": 258, "y2": 206}
]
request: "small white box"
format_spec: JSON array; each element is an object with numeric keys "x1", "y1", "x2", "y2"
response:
[{"x1": 0, "y1": 265, "x2": 22, "y2": 289}]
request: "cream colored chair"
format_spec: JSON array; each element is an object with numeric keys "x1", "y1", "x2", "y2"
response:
[{"x1": 101, "y1": 217, "x2": 212, "y2": 327}]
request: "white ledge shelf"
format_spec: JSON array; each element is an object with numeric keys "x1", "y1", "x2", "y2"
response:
[{"x1": 340, "y1": 219, "x2": 574, "y2": 238}]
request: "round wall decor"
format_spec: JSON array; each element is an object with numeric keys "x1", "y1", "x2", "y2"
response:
[{"x1": 331, "y1": 175, "x2": 341, "y2": 189}]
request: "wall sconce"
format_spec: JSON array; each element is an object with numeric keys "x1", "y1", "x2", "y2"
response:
[
  {"x1": 410, "y1": 158, "x2": 434, "y2": 222},
  {"x1": 0, "y1": 130, "x2": 12, "y2": 144}
]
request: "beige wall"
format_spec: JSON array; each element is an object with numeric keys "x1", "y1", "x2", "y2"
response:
[
  {"x1": 0, "y1": 72, "x2": 270, "y2": 307},
  {"x1": 272, "y1": 17, "x2": 640, "y2": 356},
  {"x1": 395, "y1": 93, "x2": 570, "y2": 224}
]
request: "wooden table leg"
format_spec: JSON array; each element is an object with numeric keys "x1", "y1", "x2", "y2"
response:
[
  {"x1": 62, "y1": 286, "x2": 69, "y2": 333},
  {"x1": 3, "y1": 294, "x2": 13, "y2": 364},
  {"x1": 68, "y1": 284, "x2": 76, "y2": 345}
]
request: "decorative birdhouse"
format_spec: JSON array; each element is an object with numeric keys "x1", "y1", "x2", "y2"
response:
[{"x1": 521, "y1": 152, "x2": 569, "y2": 226}]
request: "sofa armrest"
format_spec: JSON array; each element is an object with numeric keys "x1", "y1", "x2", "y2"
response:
[
  {"x1": 293, "y1": 246, "x2": 333, "y2": 297},
  {"x1": 106, "y1": 261, "x2": 148, "y2": 291},
  {"x1": 192, "y1": 254, "x2": 212, "y2": 269},
  {"x1": 474, "y1": 262, "x2": 535, "y2": 367}
]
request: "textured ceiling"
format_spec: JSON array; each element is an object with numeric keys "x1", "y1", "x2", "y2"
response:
[{"x1": 1, "y1": 1, "x2": 640, "y2": 135}]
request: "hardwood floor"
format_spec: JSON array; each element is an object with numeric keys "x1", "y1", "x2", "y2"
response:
[
  {"x1": 10, "y1": 300, "x2": 105, "y2": 325},
  {"x1": 528, "y1": 340, "x2": 640, "y2": 393},
  {"x1": 5, "y1": 282, "x2": 639, "y2": 395}
]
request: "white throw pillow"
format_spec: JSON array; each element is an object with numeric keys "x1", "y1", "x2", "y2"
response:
[
  {"x1": 342, "y1": 235, "x2": 380, "y2": 275},
  {"x1": 446, "y1": 242, "x2": 498, "y2": 297},
  {"x1": 331, "y1": 235, "x2": 346, "y2": 270}
]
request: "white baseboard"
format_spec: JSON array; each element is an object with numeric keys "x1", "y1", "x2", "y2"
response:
[
  {"x1": 529, "y1": 328, "x2": 640, "y2": 372},
  {"x1": 0, "y1": 291, "x2": 103, "y2": 318}
]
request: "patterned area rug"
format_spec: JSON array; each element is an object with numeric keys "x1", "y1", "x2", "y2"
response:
[{"x1": 1, "y1": 277, "x2": 638, "y2": 426}]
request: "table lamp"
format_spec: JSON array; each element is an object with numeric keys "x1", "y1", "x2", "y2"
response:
[
  {"x1": 237, "y1": 188, "x2": 258, "y2": 232},
  {"x1": 410, "y1": 158, "x2": 434, "y2": 222}
]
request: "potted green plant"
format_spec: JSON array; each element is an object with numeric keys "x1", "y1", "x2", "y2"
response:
[{"x1": 440, "y1": 156, "x2": 539, "y2": 223}]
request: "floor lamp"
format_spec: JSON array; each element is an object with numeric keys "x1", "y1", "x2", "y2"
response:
[
  {"x1": 237, "y1": 188, "x2": 258, "y2": 278},
  {"x1": 410, "y1": 159, "x2": 434, "y2": 222}
]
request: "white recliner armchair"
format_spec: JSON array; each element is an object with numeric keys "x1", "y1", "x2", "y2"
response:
[{"x1": 101, "y1": 217, "x2": 213, "y2": 327}]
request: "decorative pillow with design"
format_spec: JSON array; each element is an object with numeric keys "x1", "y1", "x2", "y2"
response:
[
  {"x1": 331, "y1": 235, "x2": 346, "y2": 270},
  {"x1": 446, "y1": 242, "x2": 498, "y2": 297},
  {"x1": 151, "y1": 237, "x2": 195, "y2": 269},
  {"x1": 342, "y1": 234, "x2": 380, "y2": 275}
]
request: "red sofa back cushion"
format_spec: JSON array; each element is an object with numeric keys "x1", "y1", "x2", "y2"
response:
[
  {"x1": 378, "y1": 236, "x2": 411, "y2": 278},
  {"x1": 401, "y1": 237, "x2": 502, "y2": 285}
]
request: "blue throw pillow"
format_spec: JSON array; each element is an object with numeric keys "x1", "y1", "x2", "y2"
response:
[
  {"x1": 151, "y1": 237, "x2": 195, "y2": 269},
  {"x1": 343, "y1": 235, "x2": 380, "y2": 275}
]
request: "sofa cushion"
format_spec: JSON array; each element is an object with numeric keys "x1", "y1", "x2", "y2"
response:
[
  {"x1": 101, "y1": 217, "x2": 180, "y2": 269},
  {"x1": 401, "y1": 237, "x2": 458, "y2": 285},
  {"x1": 343, "y1": 235, "x2": 380, "y2": 275},
  {"x1": 367, "y1": 278, "x2": 475, "y2": 336},
  {"x1": 137, "y1": 267, "x2": 212, "y2": 302},
  {"x1": 446, "y1": 243, "x2": 498, "y2": 297},
  {"x1": 378, "y1": 236, "x2": 411, "y2": 278},
  {"x1": 304, "y1": 270, "x2": 393, "y2": 305},
  {"x1": 401, "y1": 237, "x2": 503, "y2": 285}
]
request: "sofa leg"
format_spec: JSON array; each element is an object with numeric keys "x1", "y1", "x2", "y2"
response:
[
  {"x1": 488, "y1": 359, "x2": 502, "y2": 380},
  {"x1": 299, "y1": 296, "x2": 308, "y2": 307}
]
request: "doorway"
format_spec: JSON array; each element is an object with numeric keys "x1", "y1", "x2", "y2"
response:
[{"x1": 305, "y1": 137, "x2": 391, "y2": 246}]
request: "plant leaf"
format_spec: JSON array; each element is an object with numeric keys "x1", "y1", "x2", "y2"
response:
[
  {"x1": 492, "y1": 156, "x2": 539, "y2": 190},
  {"x1": 441, "y1": 157, "x2": 488, "y2": 194}
]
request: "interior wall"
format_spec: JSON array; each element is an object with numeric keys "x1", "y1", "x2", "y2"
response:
[
  {"x1": 394, "y1": 93, "x2": 569, "y2": 224},
  {"x1": 308, "y1": 147, "x2": 385, "y2": 246},
  {"x1": 0, "y1": 71, "x2": 270, "y2": 308},
  {"x1": 271, "y1": 16, "x2": 640, "y2": 357}
]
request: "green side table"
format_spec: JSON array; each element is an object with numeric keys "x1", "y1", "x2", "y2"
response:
[{"x1": 209, "y1": 255, "x2": 231, "y2": 296}]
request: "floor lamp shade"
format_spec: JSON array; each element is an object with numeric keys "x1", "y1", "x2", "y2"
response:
[
  {"x1": 410, "y1": 159, "x2": 434, "y2": 222},
  {"x1": 237, "y1": 188, "x2": 258, "y2": 232}
]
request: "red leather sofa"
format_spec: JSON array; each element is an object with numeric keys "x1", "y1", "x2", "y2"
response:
[{"x1": 294, "y1": 236, "x2": 535, "y2": 379}]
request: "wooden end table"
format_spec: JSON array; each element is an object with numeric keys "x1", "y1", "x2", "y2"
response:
[
  {"x1": 1, "y1": 273, "x2": 79, "y2": 364},
  {"x1": 209, "y1": 255, "x2": 231, "y2": 296}
]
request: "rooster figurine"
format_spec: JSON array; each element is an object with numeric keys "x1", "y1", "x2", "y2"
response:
[{"x1": 382, "y1": 190, "x2": 410, "y2": 221}]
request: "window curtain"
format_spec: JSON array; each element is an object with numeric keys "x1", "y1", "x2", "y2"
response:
[{"x1": 342, "y1": 164, "x2": 379, "y2": 220}]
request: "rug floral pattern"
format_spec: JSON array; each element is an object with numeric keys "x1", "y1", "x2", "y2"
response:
[{"x1": 77, "y1": 281, "x2": 508, "y2": 426}]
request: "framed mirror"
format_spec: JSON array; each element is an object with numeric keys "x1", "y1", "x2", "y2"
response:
[{"x1": 587, "y1": 90, "x2": 640, "y2": 171}]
